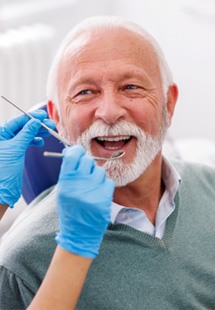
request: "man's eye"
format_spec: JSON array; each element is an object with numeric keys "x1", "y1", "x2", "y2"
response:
[
  {"x1": 78, "y1": 89, "x2": 92, "y2": 96},
  {"x1": 123, "y1": 85, "x2": 138, "y2": 90}
]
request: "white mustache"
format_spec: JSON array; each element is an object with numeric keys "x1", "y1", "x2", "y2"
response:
[{"x1": 78, "y1": 120, "x2": 144, "y2": 143}]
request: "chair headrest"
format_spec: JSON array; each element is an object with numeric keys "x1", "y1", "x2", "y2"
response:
[{"x1": 22, "y1": 104, "x2": 64, "y2": 204}]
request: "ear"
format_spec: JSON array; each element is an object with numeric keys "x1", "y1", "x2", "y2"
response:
[
  {"x1": 47, "y1": 100, "x2": 60, "y2": 127},
  {"x1": 166, "y1": 83, "x2": 179, "y2": 127}
]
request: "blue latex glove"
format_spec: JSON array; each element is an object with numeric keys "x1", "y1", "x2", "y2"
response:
[
  {"x1": 0, "y1": 110, "x2": 56, "y2": 207},
  {"x1": 55, "y1": 145, "x2": 115, "y2": 259}
]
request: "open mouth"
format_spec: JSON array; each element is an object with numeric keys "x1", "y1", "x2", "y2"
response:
[{"x1": 94, "y1": 135, "x2": 132, "y2": 150}]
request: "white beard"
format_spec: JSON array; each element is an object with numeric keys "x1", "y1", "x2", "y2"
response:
[
  {"x1": 60, "y1": 109, "x2": 168, "y2": 187},
  {"x1": 76, "y1": 120, "x2": 167, "y2": 186}
]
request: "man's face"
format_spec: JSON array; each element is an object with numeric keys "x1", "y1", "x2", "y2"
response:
[{"x1": 53, "y1": 29, "x2": 171, "y2": 186}]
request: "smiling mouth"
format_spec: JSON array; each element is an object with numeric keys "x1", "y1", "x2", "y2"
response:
[{"x1": 94, "y1": 135, "x2": 132, "y2": 150}]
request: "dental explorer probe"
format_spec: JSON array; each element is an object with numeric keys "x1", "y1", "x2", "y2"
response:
[
  {"x1": 43, "y1": 150, "x2": 125, "y2": 160},
  {"x1": 1, "y1": 96, "x2": 125, "y2": 161}
]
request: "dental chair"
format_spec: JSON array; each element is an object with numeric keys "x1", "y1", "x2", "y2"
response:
[{"x1": 22, "y1": 104, "x2": 64, "y2": 204}]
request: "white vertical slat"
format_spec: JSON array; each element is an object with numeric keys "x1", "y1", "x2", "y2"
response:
[{"x1": 0, "y1": 24, "x2": 55, "y2": 124}]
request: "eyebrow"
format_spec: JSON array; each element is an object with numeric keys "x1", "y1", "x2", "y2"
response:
[
  {"x1": 67, "y1": 78, "x2": 99, "y2": 92},
  {"x1": 68, "y1": 69, "x2": 151, "y2": 91}
]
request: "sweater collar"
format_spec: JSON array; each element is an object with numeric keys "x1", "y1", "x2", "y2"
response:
[{"x1": 111, "y1": 156, "x2": 181, "y2": 223}]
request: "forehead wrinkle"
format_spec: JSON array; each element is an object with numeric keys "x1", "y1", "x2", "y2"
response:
[
  {"x1": 72, "y1": 63, "x2": 157, "y2": 88},
  {"x1": 68, "y1": 77, "x2": 100, "y2": 92},
  {"x1": 68, "y1": 67, "x2": 152, "y2": 90}
]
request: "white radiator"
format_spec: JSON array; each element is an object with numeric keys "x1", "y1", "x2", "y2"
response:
[{"x1": 0, "y1": 23, "x2": 55, "y2": 124}]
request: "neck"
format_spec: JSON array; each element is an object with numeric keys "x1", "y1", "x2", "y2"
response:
[{"x1": 113, "y1": 154, "x2": 164, "y2": 225}]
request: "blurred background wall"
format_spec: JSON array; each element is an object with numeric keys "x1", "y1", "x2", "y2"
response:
[{"x1": 0, "y1": 0, "x2": 214, "y2": 142}]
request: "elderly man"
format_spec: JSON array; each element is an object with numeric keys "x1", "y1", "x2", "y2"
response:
[{"x1": 0, "y1": 16, "x2": 215, "y2": 309}]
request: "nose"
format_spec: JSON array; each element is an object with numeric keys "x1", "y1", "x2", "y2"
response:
[{"x1": 95, "y1": 91, "x2": 127, "y2": 124}]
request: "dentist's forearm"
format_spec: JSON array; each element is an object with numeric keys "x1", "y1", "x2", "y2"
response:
[
  {"x1": 0, "y1": 204, "x2": 8, "y2": 220},
  {"x1": 28, "y1": 246, "x2": 93, "y2": 310}
]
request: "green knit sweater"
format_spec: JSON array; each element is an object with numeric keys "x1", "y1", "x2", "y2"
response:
[{"x1": 0, "y1": 161, "x2": 215, "y2": 310}]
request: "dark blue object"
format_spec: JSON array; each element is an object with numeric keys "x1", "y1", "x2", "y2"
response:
[{"x1": 22, "y1": 105, "x2": 64, "y2": 204}]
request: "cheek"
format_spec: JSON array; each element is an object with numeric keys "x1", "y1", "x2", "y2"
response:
[
  {"x1": 60, "y1": 106, "x2": 92, "y2": 141},
  {"x1": 131, "y1": 104, "x2": 163, "y2": 136}
]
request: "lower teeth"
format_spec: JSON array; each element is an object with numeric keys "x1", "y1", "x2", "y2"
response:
[{"x1": 105, "y1": 147, "x2": 119, "y2": 150}]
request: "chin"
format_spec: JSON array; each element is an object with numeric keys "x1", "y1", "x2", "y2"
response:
[{"x1": 103, "y1": 140, "x2": 162, "y2": 187}]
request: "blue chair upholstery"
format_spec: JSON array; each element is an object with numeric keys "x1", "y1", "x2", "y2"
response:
[{"x1": 22, "y1": 105, "x2": 64, "y2": 204}]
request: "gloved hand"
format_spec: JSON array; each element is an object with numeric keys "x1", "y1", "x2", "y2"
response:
[
  {"x1": 55, "y1": 145, "x2": 115, "y2": 259},
  {"x1": 0, "y1": 110, "x2": 56, "y2": 208}
]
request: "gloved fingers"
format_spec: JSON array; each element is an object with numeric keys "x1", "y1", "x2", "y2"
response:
[
  {"x1": 29, "y1": 118, "x2": 55, "y2": 145},
  {"x1": 92, "y1": 166, "x2": 106, "y2": 183},
  {"x1": 19, "y1": 110, "x2": 53, "y2": 138},
  {"x1": 3, "y1": 110, "x2": 47, "y2": 137},
  {"x1": 13, "y1": 119, "x2": 42, "y2": 146},
  {"x1": 94, "y1": 177, "x2": 115, "y2": 200},
  {"x1": 60, "y1": 145, "x2": 86, "y2": 174},
  {"x1": 104, "y1": 178, "x2": 115, "y2": 198},
  {"x1": 77, "y1": 155, "x2": 95, "y2": 174},
  {"x1": 0, "y1": 125, "x2": 14, "y2": 140},
  {"x1": 30, "y1": 137, "x2": 45, "y2": 147},
  {"x1": 37, "y1": 119, "x2": 56, "y2": 137},
  {"x1": 29, "y1": 109, "x2": 48, "y2": 120},
  {"x1": 1, "y1": 110, "x2": 55, "y2": 145}
]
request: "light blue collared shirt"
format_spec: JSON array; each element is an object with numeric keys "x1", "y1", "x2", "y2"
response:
[{"x1": 111, "y1": 157, "x2": 181, "y2": 239}]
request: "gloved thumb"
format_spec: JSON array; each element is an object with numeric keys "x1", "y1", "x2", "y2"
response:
[{"x1": 13, "y1": 119, "x2": 42, "y2": 147}]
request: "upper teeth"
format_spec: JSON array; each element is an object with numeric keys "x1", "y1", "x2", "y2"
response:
[{"x1": 97, "y1": 136, "x2": 130, "y2": 142}]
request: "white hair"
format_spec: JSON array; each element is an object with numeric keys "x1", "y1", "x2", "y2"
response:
[{"x1": 46, "y1": 15, "x2": 173, "y2": 107}]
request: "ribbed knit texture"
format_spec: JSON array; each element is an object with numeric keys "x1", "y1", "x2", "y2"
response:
[{"x1": 0, "y1": 161, "x2": 215, "y2": 309}]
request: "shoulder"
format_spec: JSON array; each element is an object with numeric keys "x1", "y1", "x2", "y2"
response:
[
  {"x1": 172, "y1": 159, "x2": 215, "y2": 183},
  {"x1": 0, "y1": 187, "x2": 58, "y2": 296},
  {"x1": 0, "y1": 265, "x2": 35, "y2": 309},
  {"x1": 171, "y1": 160, "x2": 215, "y2": 211}
]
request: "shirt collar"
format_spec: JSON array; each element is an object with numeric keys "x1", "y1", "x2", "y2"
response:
[
  {"x1": 161, "y1": 156, "x2": 181, "y2": 200},
  {"x1": 111, "y1": 201, "x2": 124, "y2": 223},
  {"x1": 110, "y1": 156, "x2": 181, "y2": 223}
]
